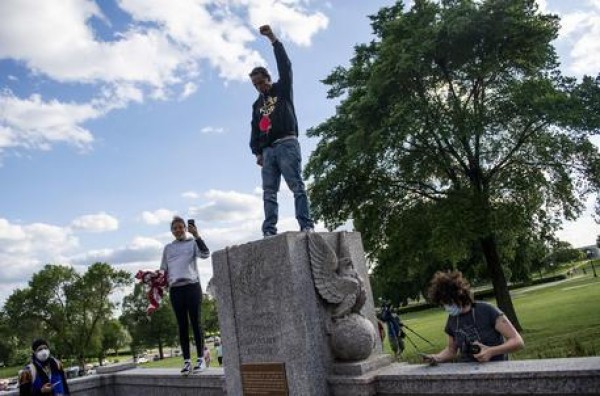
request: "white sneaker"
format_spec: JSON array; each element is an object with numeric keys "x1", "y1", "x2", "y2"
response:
[
  {"x1": 181, "y1": 360, "x2": 191, "y2": 376},
  {"x1": 193, "y1": 358, "x2": 206, "y2": 373}
]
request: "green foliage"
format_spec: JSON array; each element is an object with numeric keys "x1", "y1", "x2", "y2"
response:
[
  {"x1": 201, "y1": 296, "x2": 220, "y2": 335},
  {"x1": 100, "y1": 319, "x2": 130, "y2": 361},
  {"x1": 1, "y1": 263, "x2": 131, "y2": 367},
  {"x1": 0, "y1": 312, "x2": 16, "y2": 365},
  {"x1": 547, "y1": 241, "x2": 585, "y2": 265},
  {"x1": 120, "y1": 284, "x2": 178, "y2": 358},
  {"x1": 305, "y1": 0, "x2": 600, "y2": 327}
]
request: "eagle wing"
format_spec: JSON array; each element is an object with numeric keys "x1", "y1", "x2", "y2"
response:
[{"x1": 308, "y1": 233, "x2": 358, "y2": 304}]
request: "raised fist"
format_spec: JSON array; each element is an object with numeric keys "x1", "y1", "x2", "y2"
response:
[{"x1": 259, "y1": 25, "x2": 273, "y2": 37}]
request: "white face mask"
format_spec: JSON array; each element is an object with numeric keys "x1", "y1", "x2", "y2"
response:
[
  {"x1": 35, "y1": 348, "x2": 50, "y2": 362},
  {"x1": 444, "y1": 304, "x2": 462, "y2": 316}
]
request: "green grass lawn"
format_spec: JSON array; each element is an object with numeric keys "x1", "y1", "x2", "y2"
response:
[
  {"x1": 0, "y1": 365, "x2": 21, "y2": 380},
  {"x1": 390, "y1": 273, "x2": 600, "y2": 363},
  {"x1": 139, "y1": 345, "x2": 220, "y2": 369}
]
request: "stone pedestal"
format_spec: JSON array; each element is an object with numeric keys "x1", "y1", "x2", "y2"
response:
[{"x1": 211, "y1": 232, "x2": 384, "y2": 396}]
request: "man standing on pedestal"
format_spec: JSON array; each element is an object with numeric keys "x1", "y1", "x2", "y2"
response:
[{"x1": 249, "y1": 25, "x2": 314, "y2": 238}]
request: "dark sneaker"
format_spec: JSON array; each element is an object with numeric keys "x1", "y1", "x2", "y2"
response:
[
  {"x1": 193, "y1": 358, "x2": 206, "y2": 373},
  {"x1": 181, "y1": 360, "x2": 191, "y2": 376},
  {"x1": 302, "y1": 227, "x2": 315, "y2": 233},
  {"x1": 263, "y1": 232, "x2": 277, "y2": 239}
]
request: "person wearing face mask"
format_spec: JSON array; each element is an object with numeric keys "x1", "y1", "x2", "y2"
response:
[
  {"x1": 160, "y1": 216, "x2": 210, "y2": 375},
  {"x1": 249, "y1": 24, "x2": 315, "y2": 238},
  {"x1": 18, "y1": 339, "x2": 70, "y2": 395},
  {"x1": 422, "y1": 270, "x2": 524, "y2": 364}
]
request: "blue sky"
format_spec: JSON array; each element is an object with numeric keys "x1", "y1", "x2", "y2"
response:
[{"x1": 0, "y1": 0, "x2": 599, "y2": 305}]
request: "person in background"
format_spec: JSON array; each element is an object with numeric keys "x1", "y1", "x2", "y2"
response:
[
  {"x1": 249, "y1": 24, "x2": 315, "y2": 237},
  {"x1": 423, "y1": 270, "x2": 524, "y2": 364},
  {"x1": 378, "y1": 301, "x2": 405, "y2": 356},
  {"x1": 161, "y1": 216, "x2": 210, "y2": 375},
  {"x1": 377, "y1": 320, "x2": 386, "y2": 342},
  {"x1": 215, "y1": 341, "x2": 223, "y2": 366},
  {"x1": 203, "y1": 346, "x2": 211, "y2": 368},
  {"x1": 19, "y1": 339, "x2": 70, "y2": 396}
]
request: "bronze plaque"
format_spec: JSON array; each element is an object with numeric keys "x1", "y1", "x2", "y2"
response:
[{"x1": 241, "y1": 362, "x2": 289, "y2": 396}]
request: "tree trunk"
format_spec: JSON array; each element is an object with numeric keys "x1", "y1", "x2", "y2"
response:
[
  {"x1": 78, "y1": 355, "x2": 86, "y2": 372},
  {"x1": 479, "y1": 234, "x2": 523, "y2": 331},
  {"x1": 158, "y1": 338, "x2": 164, "y2": 359}
]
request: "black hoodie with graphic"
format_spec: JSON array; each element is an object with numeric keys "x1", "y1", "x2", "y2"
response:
[{"x1": 249, "y1": 40, "x2": 299, "y2": 156}]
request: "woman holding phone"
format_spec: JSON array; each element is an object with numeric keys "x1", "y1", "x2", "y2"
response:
[{"x1": 160, "y1": 216, "x2": 210, "y2": 375}]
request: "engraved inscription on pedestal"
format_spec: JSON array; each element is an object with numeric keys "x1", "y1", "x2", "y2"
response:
[
  {"x1": 239, "y1": 313, "x2": 279, "y2": 357},
  {"x1": 241, "y1": 362, "x2": 289, "y2": 396},
  {"x1": 238, "y1": 245, "x2": 276, "y2": 298}
]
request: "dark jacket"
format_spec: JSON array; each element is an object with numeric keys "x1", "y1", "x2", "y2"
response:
[
  {"x1": 250, "y1": 40, "x2": 299, "y2": 155},
  {"x1": 19, "y1": 356, "x2": 70, "y2": 396}
]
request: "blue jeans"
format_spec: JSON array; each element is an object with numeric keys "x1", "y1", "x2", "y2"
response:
[{"x1": 261, "y1": 138, "x2": 314, "y2": 235}]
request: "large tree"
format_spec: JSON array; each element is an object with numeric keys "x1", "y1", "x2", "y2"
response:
[
  {"x1": 99, "y1": 319, "x2": 130, "y2": 365},
  {"x1": 120, "y1": 284, "x2": 178, "y2": 360},
  {"x1": 305, "y1": 0, "x2": 600, "y2": 330},
  {"x1": 3, "y1": 263, "x2": 131, "y2": 367},
  {"x1": 201, "y1": 296, "x2": 220, "y2": 336}
]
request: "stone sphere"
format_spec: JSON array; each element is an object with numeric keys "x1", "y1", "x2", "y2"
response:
[{"x1": 330, "y1": 314, "x2": 376, "y2": 361}]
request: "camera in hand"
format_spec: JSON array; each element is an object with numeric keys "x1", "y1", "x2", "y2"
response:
[
  {"x1": 187, "y1": 219, "x2": 195, "y2": 227},
  {"x1": 467, "y1": 343, "x2": 481, "y2": 355}
]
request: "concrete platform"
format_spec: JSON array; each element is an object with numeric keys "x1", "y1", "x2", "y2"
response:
[{"x1": 4, "y1": 357, "x2": 599, "y2": 396}]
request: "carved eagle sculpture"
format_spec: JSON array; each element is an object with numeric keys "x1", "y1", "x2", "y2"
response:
[{"x1": 308, "y1": 232, "x2": 367, "y2": 319}]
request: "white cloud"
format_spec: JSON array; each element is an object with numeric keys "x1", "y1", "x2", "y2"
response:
[
  {"x1": 70, "y1": 212, "x2": 119, "y2": 233},
  {"x1": 180, "y1": 82, "x2": 198, "y2": 100},
  {"x1": 201, "y1": 126, "x2": 226, "y2": 134},
  {"x1": 182, "y1": 191, "x2": 200, "y2": 199},
  {"x1": 0, "y1": 0, "x2": 329, "y2": 158},
  {"x1": 69, "y1": 236, "x2": 163, "y2": 266},
  {"x1": 0, "y1": 91, "x2": 98, "y2": 152},
  {"x1": 536, "y1": 0, "x2": 548, "y2": 13},
  {"x1": 0, "y1": 0, "x2": 186, "y2": 86},
  {"x1": 0, "y1": 218, "x2": 78, "y2": 286},
  {"x1": 558, "y1": 1, "x2": 600, "y2": 76},
  {"x1": 189, "y1": 189, "x2": 262, "y2": 223},
  {"x1": 0, "y1": 0, "x2": 328, "y2": 86},
  {"x1": 556, "y1": 196, "x2": 600, "y2": 248},
  {"x1": 245, "y1": 0, "x2": 329, "y2": 47},
  {"x1": 141, "y1": 208, "x2": 176, "y2": 225}
]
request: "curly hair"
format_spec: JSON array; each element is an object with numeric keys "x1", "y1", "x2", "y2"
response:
[{"x1": 427, "y1": 270, "x2": 474, "y2": 307}]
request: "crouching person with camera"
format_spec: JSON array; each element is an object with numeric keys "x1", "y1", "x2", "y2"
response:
[
  {"x1": 161, "y1": 216, "x2": 210, "y2": 375},
  {"x1": 423, "y1": 270, "x2": 524, "y2": 364}
]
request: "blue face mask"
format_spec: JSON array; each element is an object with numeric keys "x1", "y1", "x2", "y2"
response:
[{"x1": 444, "y1": 304, "x2": 462, "y2": 316}]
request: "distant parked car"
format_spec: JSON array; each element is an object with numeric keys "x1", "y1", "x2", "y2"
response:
[
  {"x1": 135, "y1": 356, "x2": 149, "y2": 364},
  {"x1": 65, "y1": 366, "x2": 80, "y2": 379},
  {"x1": 5, "y1": 377, "x2": 18, "y2": 390}
]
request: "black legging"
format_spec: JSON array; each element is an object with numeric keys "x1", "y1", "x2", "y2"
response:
[{"x1": 170, "y1": 283, "x2": 203, "y2": 360}]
